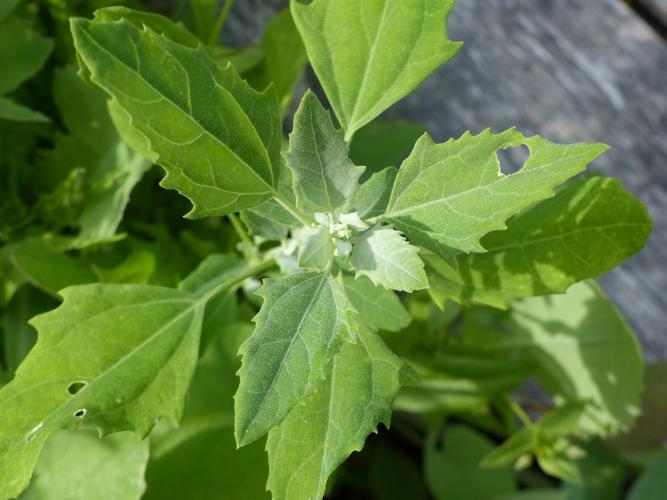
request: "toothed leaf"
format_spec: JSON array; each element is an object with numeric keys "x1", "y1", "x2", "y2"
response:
[
  {"x1": 425, "y1": 177, "x2": 651, "y2": 308},
  {"x1": 0, "y1": 284, "x2": 204, "y2": 498},
  {"x1": 284, "y1": 91, "x2": 364, "y2": 214},
  {"x1": 350, "y1": 225, "x2": 428, "y2": 292},
  {"x1": 71, "y1": 11, "x2": 281, "y2": 217},
  {"x1": 266, "y1": 327, "x2": 416, "y2": 499},
  {"x1": 291, "y1": 0, "x2": 461, "y2": 140},
  {"x1": 235, "y1": 272, "x2": 358, "y2": 446},
  {"x1": 384, "y1": 129, "x2": 609, "y2": 257}
]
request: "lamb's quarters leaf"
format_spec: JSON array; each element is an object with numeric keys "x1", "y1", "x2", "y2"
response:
[
  {"x1": 75, "y1": 142, "x2": 152, "y2": 247},
  {"x1": 0, "y1": 15, "x2": 53, "y2": 94},
  {"x1": 291, "y1": 0, "x2": 461, "y2": 140},
  {"x1": 178, "y1": 253, "x2": 249, "y2": 296},
  {"x1": 350, "y1": 225, "x2": 428, "y2": 292},
  {"x1": 21, "y1": 430, "x2": 148, "y2": 500},
  {"x1": 425, "y1": 425, "x2": 516, "y2": 500},
  {"x1": 510, "y1": 281, "x2": 643, "y2": 437},
  {"x1": 2, "y1": 287, "x2": 56, "y2": 380},
  {"x1": 284, "y1": 91, "x2": 365, "y2": 214},
  {"x1": 342, "y1": 275, "x2": 410, "y2": 332},
  {"x1": 10, "y1": 238, "x2": 96, "y2": 297},
  {"x1": 235, "y1": 272, "x2": 358, "y2": 446},
  {"x1": 298, "y1": 226, "x2": 335, "y2": 271},
  {"x1": 346, "y1": 166, "x2": 397, "y2": 220},
  {"x1": 266, "y1": 327, "x2": 416, "y2": 500},
  {"x1": 71, "y1": 11, "x2": 282, "y2": 217},
  {"x1": 94, "y1": 6, "x2": 201, "y2": 48},
  {"x1": 0, "y1": 97, "x2": 48, "y2": 122},
  {"x1": 93, "y1": 249, "x2": 156, "y2": 284},
  {"x1": 0, "y1": 284, "x2": 205, "y2": 498},
  {"x1": 178, "y1": 254, "x2": 250, "y2": 353},
  {"x1": 628, "y1": 454, "x2": 667, "y2": 500},
  {"x1": 209, "y1": 46, "x2": 264, "y2": 74},
  {"x1": 145, "y1": 326, "x2": 269, "y2": 500},
  {"x1": 241, "y1": 198, "x2": 300, "y2": 242},
  {"x1": 425, "y1": 177, "x2": 652, "y2": 308},
  {"x1": 52, "y1": 65, "x2": 117, "y2": 154},
  {"x1": 240, "y1": 200, "x2": 293, "y2": 241},
  {"x1": 51, "y1": 66, "x2": 152, "y2": 247},
  {"x1": 0, "y1": 0, "x2": 20, "y2": 21},
  {"x1": 384, "y1": 129, "x2": 609, "y2": 256},
  {"x1": 349, "y1": 120, "x2": 426, "y2": 179},
  {"x1": 172, "y1": 0, "x2": 219, "y2": 42},
  {"x1": 246, "y1": 8, "x2": 307, "y2": 114}
]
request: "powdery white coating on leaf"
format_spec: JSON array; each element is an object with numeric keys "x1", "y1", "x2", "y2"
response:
[
  {"x1": 266, "y1": 327, "x2": 417, "y2": 500},
  {"x1": 350, "y1": 225, "x2": 428, "y2": 292},
  {"x1": 234, "y1": 272, "x2": 359, "y2": 446},
  {"x1": 284, "y1": 91, "x2": 365, "y2": 214}
]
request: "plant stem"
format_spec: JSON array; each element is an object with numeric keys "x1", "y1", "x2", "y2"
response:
[
  {"x1": 207, "y1": 0, "x2": 235, "y2": 47},
  {"x1": 228, "y1": 212, "x2": 253, "y2": 247},
  {"x1": 508, "y1": 397, "x2": 534, "y2": 429},
  {"x1": 202, "y1": 257, "x2": 276, "y2": 304},
  {"x1": 274, "y1": 193, "x2": 314, "y2": 226}
]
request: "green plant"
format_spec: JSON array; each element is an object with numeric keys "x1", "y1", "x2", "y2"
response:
[{"x1": 0, "y1": 0, "x2": 662, "y2": 499}]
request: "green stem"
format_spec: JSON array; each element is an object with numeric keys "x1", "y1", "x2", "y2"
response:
[
  {"x1": 508, "y1": 397, "x2": 534, "y2": 429},
  {"x1": 207, "y1": 0, "x2": 235, "y2": 47},
  {"x1": 202, "y1": 257, "x2": 276, "y2": 304},
  {"x1": 273, "y1": 192, "x2": 314, "y2": 226},
  {"x1": 228, "y1": 212, "x2": 253, "y2": 247}
]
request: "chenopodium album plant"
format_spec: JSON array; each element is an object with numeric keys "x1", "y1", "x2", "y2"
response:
[{"x1": 0, "y1": 0, "x2": 654, "y2": 498}]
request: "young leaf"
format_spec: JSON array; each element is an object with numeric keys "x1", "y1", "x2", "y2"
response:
[
  {"x1": 0, "y1": 16, "x2": 53, "y2": 95},
  {"x1": 425, "y1": 177, "x2": 651, "y2": 308},
  {"x1": 235, "y1": 272, "x2": 358, "y2": 446},
  {"x1": 384, "y1": 129, "x2": 608, "y2": 257},
  {"x1": 10, "y1": 238, "x2": 96, "y2": 297},
  {"x1": 291, "y1": 0, "x2": 461, "y2": 140},
  {"x1": 266, "y1": 327, "x2": 416, "y2": 500},
  {"x1": 510, "y1": 281, "x2": 643, "y2": 437},
  {"x1": 298, "y1": 226, "x2": 334, "y2": 271},
  {"x1": 246, "y1": 8, "x2": 307, "y2": 114},
  {"x1": 284, "y1": 91, "x2": 365, "y2": 214},
  {"x1": 71, "y1": 11, "x2": 282, "y2": 217},
  {"x1": 350, "y1": 225, "x2": 428, "y2": 292},
  {"x1": 342, "y1": 275, "x2": 411, "y2": 332},
  {"x1": 21, "y1": 430, "x2": 148, "y2": 500},
  {"x1": 0, "y1": 284, "x2": 205, "y2": 498},
  {"x1": 425, "y1": 425, "x2": 516, "y2": 500},
  {"x1": 346, "y1": 166, "x2": 397, "y2": 219},
  {"x1": 0, "y1": 96, "x2": 48, "y2": 123}
]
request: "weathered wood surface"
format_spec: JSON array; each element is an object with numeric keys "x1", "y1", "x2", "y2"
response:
[{"x1": 225, "y1": 0, "x2": 667, "y2": 360}]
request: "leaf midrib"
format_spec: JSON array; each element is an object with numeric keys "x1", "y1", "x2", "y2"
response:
[{"x1": 77, "y1": 21, "x2": 278, "y2": 197}]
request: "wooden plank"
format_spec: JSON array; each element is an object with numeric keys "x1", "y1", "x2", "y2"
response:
[{"x1": 226, "y1": 0, "x2": 667, "y2": 360}]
